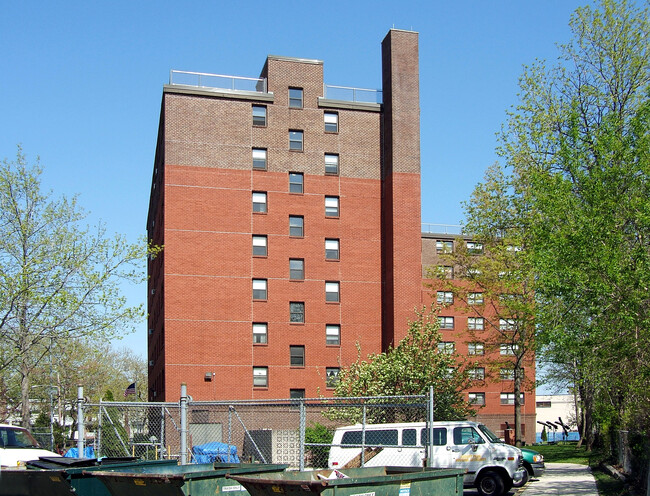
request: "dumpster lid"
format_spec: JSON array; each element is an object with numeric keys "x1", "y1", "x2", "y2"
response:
[{"x1": 26, "y1": 456, "x2": 99, "y2": 469}]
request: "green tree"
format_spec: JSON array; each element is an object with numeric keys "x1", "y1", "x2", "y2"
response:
[
  {"x1": 499, "y1": 0, "x2": 650, "y2": 449},
  {"x1": 431, "y1": 162, "x2": 537, "y2": 448},
  {"x1": 0, "y1": 147, "x2": 152, "y2": 427},
  {"x1": 332, "y1": 308, "x2": 476, "y2": 422}
]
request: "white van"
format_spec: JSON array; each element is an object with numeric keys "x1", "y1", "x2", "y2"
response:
[
  {"x1": 0, "y1": 424, "x2": 61, "y2": 467},
  {"x1": 328, "y1": 421, "x2": 525, "y2": 496}
]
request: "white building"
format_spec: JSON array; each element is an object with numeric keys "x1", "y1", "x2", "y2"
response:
[{"x1": 535, "y1": 394, "x2": 579, "y2": 442}]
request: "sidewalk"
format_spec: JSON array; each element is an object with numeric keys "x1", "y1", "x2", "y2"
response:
[{"x1": 520, "y1": 462, "x2": 599, "y2": 495}]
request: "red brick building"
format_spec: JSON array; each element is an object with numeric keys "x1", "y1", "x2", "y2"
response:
[{"x1": 147, "y1": 29, "x2": 535, "y2": 443}]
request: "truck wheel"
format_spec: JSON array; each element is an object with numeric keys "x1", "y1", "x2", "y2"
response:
[
  {"x1": 512, "y1": 469, "x2": 529, "y2": 488},
  {"x1": 476, "y1": 471, "x2": 506, "y2": 496}
]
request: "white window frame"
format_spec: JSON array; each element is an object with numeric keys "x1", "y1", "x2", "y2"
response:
[
  {"x1": 325, "y1": 238, "x2": 339, "y2": 260},
  {"x1": 252, "y1": 191, "x2": 267, "y2": 213},
  {"x1": 469, "y1": 367, "x2": 485, "y2": 380},
  {"x1": 438, "y1": 342, "x2": 455, "y2": 354},
  {"x1": 469, "y1": 392, "x2": 486, "y2": 405},
  {"x1": 253, "y1": 323, "x2": 268, "y2": 344},
  {"x1": 252, "y1": 148, "x2": 267, "y2": 170},
  {"x1": 289, "y1": 87, "x2": 303, "y2": 108},
  {"x1": 436, "y1": 291, "x2": 453, "y2": 304},
  {"x1": 253, "y1": 367, "x2": 268, "y2": 387},
  {"x1": 252, "y1": 235, "x2": 267, "y2": 256},
  {"x1": 324, "y1": 112, "x2": 338, "y2": 132},
  {"x1": 325, "y1": 196, "x2": 339, "y2": 217},
  {"x1": 436, "y1": 240, "x2": 453, "y2": 253},
  {"x1": 467, "y1": 317, "x2": 484, "y2": 330},
  {"x1": 289, "y1": 172, "x2": 303, "y2": 193},
  {"x1": 252, "y1": 279, "x2": 267, "y2": 300},
  {"x1": 325, "y1": 281, "x2": 340, "y2": 302},
  {"x1": 289, "y1": 215, "x2": 304, "y2": 237},
  {"x1": 468, "y1": 342, "x2": 485, "y2": 355},
  {"x1": 438, "y1": 316, "x2": 454, "y2": 329},
  {"x1": 326, "y1": 324, "x2": 340, "y2": 345},
  {"x1": 252, "y1": 105, "x2": 267, "y2": 126},
  {"x1": 289, "y1": 130, "x2": 303, "y2": 151},
  {"x1": 325, "y1": 154, "x2": 339, "y2": 175},
  {"x1": 468, "y1": 292, "x2": 484, "y2": 305}
]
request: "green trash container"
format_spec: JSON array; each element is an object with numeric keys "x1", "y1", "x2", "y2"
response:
[
  {"x1": 228, "y1": 466, "x2": 465, "y2": 496},
  {"x1": 89, "y1": 463, "x2": 288, "y2": 496},
  {"x1": 0, "y1": 458, "x2": 183, "y2": 496}
]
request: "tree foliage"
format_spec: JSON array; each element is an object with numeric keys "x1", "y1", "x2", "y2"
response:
[
  {"x1": 430, "y1": 162, "x2": 536, "y2": 447},
  {"x1": 0, "y1": 147, "x2": 152, "y2": 427},
  {"x1": 496, "y1": 0, "x2": 650, "y2": 448},
  {"x1": 331, "y1": 308, "x2": 476, "y2": 423}
]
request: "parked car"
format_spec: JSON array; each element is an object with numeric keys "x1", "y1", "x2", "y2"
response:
[
  {"x1": 0, "y1": 423, "x2": 61, "y2": 467},
  {"x1": 512, "y1": 447, "x2": 545, "y2": 487},
  {"x1": 328, "y1": 421, "x2": 526, "y2": 496}
]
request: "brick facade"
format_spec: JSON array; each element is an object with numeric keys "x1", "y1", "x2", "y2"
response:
[{"x1": 147, "y1": 30, "x2": 536, "y2": 443}]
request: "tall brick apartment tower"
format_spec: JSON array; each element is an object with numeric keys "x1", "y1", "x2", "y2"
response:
[{"x1": 147, "y1": 30, "x2": 422, "y2": 401}]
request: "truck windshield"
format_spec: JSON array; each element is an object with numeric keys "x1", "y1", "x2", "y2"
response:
[
  {"x1": 478, "y1": 424, "x2": 502, "y2": 443},
  {"x1": 0, "y1": 426, "x2": 41, "y2": 448}
]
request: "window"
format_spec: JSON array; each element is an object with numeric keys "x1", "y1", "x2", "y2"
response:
[
  {"x1": 252, "y1": 279, "x2": 267, "y2": 300},
  {"x1": 468, "y1": 292, "x2": 484, "y2": 305},
  {"x1": 253, "y1": 323, "x2": 268, "y2": 344},
  {"x1": 289, "y1": 87, "x2": 303, "y2": 108},
  {"x1": 252, "y1": 105, "x2": 267, "y2": 126},
  {"x1": 438, "y1": 265, "x2": 454, "y2": 279},
  {"x1": 500, "y1": 368, "x2": 515, "y2": 381},
  {"x1": 252, "y1": 192, "x2": 267, "y2": 213},
  {"x1": 290, "y1": 389, "x2": 305, "y2": 399},
  {"x1": 325, "y1": 238, "x2": 340, "y2": 260},
  {"x1": 289, "y1": 215, "x2": 304, "y2": 237},
  {"x1": 290, "y1": 302, "x2": 305, "y2": 323},
  {"x1": 468, "y1": 392, "x2": 486, "y2": 405},
  {"x1": 501, "y1": 393, "x2": 525, "y2": 405},
  {"x1": 403, "y1": 428, "x2": 417, "y2": 446},
  {"x1": 467, "y1": 268, "x2": 482, "y2": 277},
  {"x1": 324, "y1": 112, "x2": 338, "y2": 132},
  {"x1": 468, "y1": 317, "x2": 484, "y2": 330},
  {"x1": 536, "y1": 401, "x2": 552, "y2": 408},
  {"x1": 436, "y1": 240, "x2": 453, "y2": 253},
  {"x1": 289, "y1": 258, "x2": 304, "y2": 280},
  {"x1": 468, "y1": 342, "x2": 485, "y2": 355},
  {"x1": 500, "y1": 319, "x2": 517, "y2": 331},
  {"x1": 438, "y1": 342, "x2": 455, "y2": 354},
  {"x1": 326, "y1": 324, "x2": 340, "y2": 345},
  {"x1": 289, "y1": 130, "x2": 303, "y2": 151},
  {"x1": 469, "y1": 367, "x2": 485, "y2": 380},
  {"x1": 341, "y1": 429, "x2": 398, "y2": 446},
  {"x1": 289, "y1": 172, "x2": 303, "y2": 193},
  {"x1": 438, "y1": 316, "x2": 454, "y2": 329},
  {"x1": 326, "y1": 367, "x2": 340, "y2": 387},
  {"x1": 325, "y1": 154, "x2": 339, "y2": 175},
  {"x1": 325, "y1": 196, "x2": 339, "y2": 217},
  {"x1": 252, "y1": 235, "x2": 267, "y2": 256},
  {"x1": 454, "y1": 426, "x2": 485, "y2": 445},
  {"x1": 420, "y1": 427, "x2": 448, "y2": 446},
  {"x1": 326, "y1": 281, "x2": 340, "y2": 302},
  {"x1": 500, "y1": 343, "x2": 519, "y2": 355},
  {"x1": 436, "y1": 291, "x2": 453, "y2": 304},
  {"x1": 290, "y1": 345, "x2": 305, "y2": 367},
  {"x1": 467, "y1": 242, "x2": 484, "y2": 254},
  {"x1": 252, "y1": 148, "x2": 267, "y2": 170},
  {"x1": 253, "y1": 367, "x2": 268, "y2": 387}
]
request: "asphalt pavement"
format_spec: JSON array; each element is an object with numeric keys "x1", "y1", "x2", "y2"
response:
[
  {"x1": 464, "y1": 462, "x2": 599, "y2": 496},
  {"x1": 519, "y1": 462, "x2": 598, "y2": 496}
]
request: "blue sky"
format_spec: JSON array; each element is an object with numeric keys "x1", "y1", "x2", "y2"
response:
[{"x1": 1, "y1": 1, "x2": 601, "y2": 358}]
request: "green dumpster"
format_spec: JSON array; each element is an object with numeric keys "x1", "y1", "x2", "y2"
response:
[
  {"x1": 0, "y1": 458, "x2": 183, "y2": 496},
  {"x1": 228, "y1": 466, "x2": 466, "y2": 496},
  {"x1": 89, "y1": 463, "x2": 288, "y2": 496}
]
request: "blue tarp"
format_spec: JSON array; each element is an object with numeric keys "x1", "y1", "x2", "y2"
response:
[
  {"x1": 64, "y1": 446, "x2": 95, "y2": 458},
  {"x1": 192, "y1": 442, "x2": 240, "y2": 464}
]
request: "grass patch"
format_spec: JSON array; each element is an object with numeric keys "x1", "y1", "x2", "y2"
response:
[{"x1": 592, "y1": 467, "x2": 630, "y2": 496}]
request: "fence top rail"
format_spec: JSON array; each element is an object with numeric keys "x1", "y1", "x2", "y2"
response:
[{"x1": 88, "y1": 394, "x2": 427, "y2": 408}]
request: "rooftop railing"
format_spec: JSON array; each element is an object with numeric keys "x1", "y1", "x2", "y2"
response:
[
  {"x1": 324, "y1": 84, "x2": 382, "y2": 104},
  {"x1": 169, "y1": 70, "x2": 267, "y2": 93},
  {"x1": 422, "y1": 223, "x2": 463, "y2": 235}
]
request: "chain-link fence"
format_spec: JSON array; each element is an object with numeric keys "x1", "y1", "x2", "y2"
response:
[{"x1": 80, "y1": 393, "x2": 430, "y2": 470}]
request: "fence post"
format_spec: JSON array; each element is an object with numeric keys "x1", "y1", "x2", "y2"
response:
[
  {"x1": 299, "y1": 399, "x2": 306, "y2": 471},
  {"x1": 97, "y1": 400, "x2": 102, "y2": 458},
  {"x1": 77, "y1": 385, "x2": 84, "y2": 457},
  {"x1": 180, "y1": 383, "x2": 188, "y2": 464},
  {"x1": 428, "y1": 386, "x2": 434, "y2": 467},
  {"x1": 361, "y1": 403, "x2": 367, "y2": 467}
]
